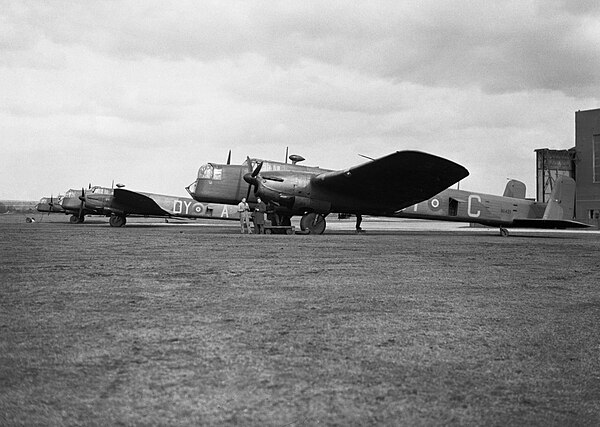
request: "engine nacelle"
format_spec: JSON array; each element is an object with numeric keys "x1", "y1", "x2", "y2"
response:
[{"x1": 289, "y1": 195, "x2": 331, "y2": 214}]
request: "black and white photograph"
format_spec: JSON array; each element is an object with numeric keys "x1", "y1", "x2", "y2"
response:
[{"x1": 1, "y1": 1, "x2": 599, "y2": 425}]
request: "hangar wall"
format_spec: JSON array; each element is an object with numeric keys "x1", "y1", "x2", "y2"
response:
[
  {"x1": 535, "y1": 108, "x2": 600, "y2": 225},
  {"x1": 574, "y1": 108, "x2": 600, "y2": 224},
  {"x1": 534, "y1": 148, "x2": 575, "y2": 204}
]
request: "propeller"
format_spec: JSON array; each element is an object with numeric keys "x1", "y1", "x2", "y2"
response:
[
  {"x1": 243, "y1": 157, "x2": 263, "y2": 199},
  {"x1": 227, "y1": 150, "x2": 231, "y2": 165},
  {"x1": 48, "y1": 194, "x2": 54, "y2": 215},
  {"x1": 78, "y1": 188, "x2": 85, "y2": 221}
]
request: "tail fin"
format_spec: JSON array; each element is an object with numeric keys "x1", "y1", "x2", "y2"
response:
[
  {"x1": 503, "y1": 179, "x2": 526, "y2": 199},
  {"x1": 543, "y1": 175, "x2": 576, "y2": 220}
]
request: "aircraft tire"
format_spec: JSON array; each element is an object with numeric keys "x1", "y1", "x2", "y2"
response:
[
  {"x1": 70, "y1": 215, "x2": 80, "y2": 224},
  {"x1": 500, "y1": 227, "x2": 509, "y2": 237},
  {"x1": 109, "y1": 215, "x2": 126, "y2": 227},
  {"x1": 300, "y1": 213, "x2": 326, "y2": 234}
]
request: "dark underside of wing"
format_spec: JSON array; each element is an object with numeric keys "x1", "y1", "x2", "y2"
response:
[
  {"x1": 313, "y1": 151, "x2": 469, "y2": 211},
  {"x1": 112, "y1": 189, "x2": 169, "y2": 216},
  {"x1": 511, "y1": 219, "x2": 592, "y2": 229}
]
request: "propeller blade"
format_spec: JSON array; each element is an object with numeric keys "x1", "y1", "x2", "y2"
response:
[
  {"x1": 78, "y1": 188, "x2": 85, "y2": 219},
  {"x1": 227, "y1": 150, "x2": 231, "y2": 165},
  {"x1": 243, "y1": 160, "x2": 264, "y2": 199},
  {"x1": 252, "y1": 161, "x2": 263, "y2": 177},
  {"x1": 262, "y1": 175, "x2": 284, "y2": 182}
]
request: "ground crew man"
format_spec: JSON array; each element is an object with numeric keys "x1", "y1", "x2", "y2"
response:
[
  {"x1": 253, "y1": 197, "x2": 267, "y2": 234},
  {"x1": 237, "y1": 197, "x2": 252, "y2": 234}
]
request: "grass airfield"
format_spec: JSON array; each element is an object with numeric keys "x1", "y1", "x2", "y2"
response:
[{"x1": 1, "y1": 214, "x2": 599, "y2": 425}]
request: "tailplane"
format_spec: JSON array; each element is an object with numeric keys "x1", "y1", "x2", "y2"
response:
[{"x1": 510, "y1": 175, "x2": 590, "y2": 229}]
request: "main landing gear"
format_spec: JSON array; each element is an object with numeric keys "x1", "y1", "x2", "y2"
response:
[
  {"x1": 70, "y1": 214, "x2": 84, "y2": 224},
  {"x1": 499, "y1": 227, "x2": 509, "y2": 237},
  {"x1": 300, "y1": 212, "x2": 327, "y2": 234},
  {"x1": 109, "y1": 215, "x2": 126, "y2": 227}
]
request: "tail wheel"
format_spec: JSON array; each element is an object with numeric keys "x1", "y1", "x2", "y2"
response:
[{"x1": 300, "y1": 213, "x2": 326, "y2": 234}]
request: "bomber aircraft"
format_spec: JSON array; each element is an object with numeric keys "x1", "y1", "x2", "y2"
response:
[
  {"x1": 186, "y1": 151, "x2": 469, "y2": 234},
  {"x1": 59, "y1": 188, "x2": 104, "y2": 223},
  {"x1": 395, "y1": 175, "x2": 590, "y2": 236},
  {"x1": 62, "y1": 185, "x2": 240, "y2": 226},
  {"x1": 35, "y1": 195, "x2": 66, "y2": 214},
  {"x1": 82, "y1": 185, "x2": 240, "y2": 227}
]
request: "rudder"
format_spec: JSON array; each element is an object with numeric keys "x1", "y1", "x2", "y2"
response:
[{"x1": 543, "y1": 175, "x2": 576, "y2": 220}]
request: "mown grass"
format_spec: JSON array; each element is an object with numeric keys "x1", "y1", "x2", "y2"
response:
[{"x1": 1, "y1": 220, "x2": 599, "y2": 425}]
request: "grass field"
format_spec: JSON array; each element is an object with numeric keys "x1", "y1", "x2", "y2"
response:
[{"x1": 1, "y1": 216, "x2": 599, "y2": 425}]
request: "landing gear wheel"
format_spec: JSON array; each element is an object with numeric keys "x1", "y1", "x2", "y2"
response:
[
  {"x1": 499, "y1": 227, "x2": 509, "y2": 237},
  {"x1": 70, "y1": 215, "x2": 83, "y2": 224},
  {"x1": 109, "y1": 215, "x2": 126, "y2": 227},
  {"x1": 300, "y1": 213, "x2": 326, "y2": 234}
]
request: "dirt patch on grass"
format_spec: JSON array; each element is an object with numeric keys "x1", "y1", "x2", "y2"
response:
[{"x1": 1, "y1": 220, "x2": 599, "y2": 425}]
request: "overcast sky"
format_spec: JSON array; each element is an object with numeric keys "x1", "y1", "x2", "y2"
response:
[{"x1": 2, "y1": 0, "x2": 599, "y2": 200}]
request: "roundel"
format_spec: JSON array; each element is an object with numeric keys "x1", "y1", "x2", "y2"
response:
[
  {"x1": 428, "y1": 198, "x2": 441, "y2": 211},
  {"x1": 193, "y1": 203, "x2": 204, "y2": 215}
]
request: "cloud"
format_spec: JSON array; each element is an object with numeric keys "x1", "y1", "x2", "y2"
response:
[
  {"x1": 1, "y1": 1, "x2": 599, "y2": 200},
  {"x1": 6, "y1": 1, "x2": 599, "y2": 97}
]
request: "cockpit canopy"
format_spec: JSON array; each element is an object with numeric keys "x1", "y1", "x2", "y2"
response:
[
  {"x1": 64, "y1": 189, "x2": 79, "y2": 198},
  {"x1": 90, "y1": 186, "x2": 112, "y2": 195},
  {"x1": 197, "y1": 164, "x2": 222, "y2": 180}
]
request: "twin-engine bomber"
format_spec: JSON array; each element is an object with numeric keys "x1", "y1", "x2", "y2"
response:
[
  {"x1": 186, "y1": 151, "x2": 470, "y2": 234},
  {"x1": 37, "y1": 186, "x2": 240, "y2": 226}
]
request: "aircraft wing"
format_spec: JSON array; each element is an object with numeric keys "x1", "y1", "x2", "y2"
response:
[
  {"x1": 110, "y1": 188, "x2": 171, "y2": 216},
  {"x1": 511, "y1": 219, "x2": 592, "y2": 229},
  {"x1": 312, "y1": 151, "x2": 469, "y2": 210}
]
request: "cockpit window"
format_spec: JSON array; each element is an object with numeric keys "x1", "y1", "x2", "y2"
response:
[
  {"x1": 89, "y1": 187, "x2": 112, "y2": 195},
  {"x1": 197, "y1": 163, "x2": 222, "y2": 180},
  {"x1": 247, "y1": 159, "x2": 285, "y2": 173}
]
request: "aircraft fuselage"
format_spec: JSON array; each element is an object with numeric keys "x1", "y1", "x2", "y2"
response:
[
  {"x1": 186, "y1": 160, "x2": 424, "y2": 215},
  {"x1": 396, "y1": 188, "x2": 545, "y2": 226}
]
